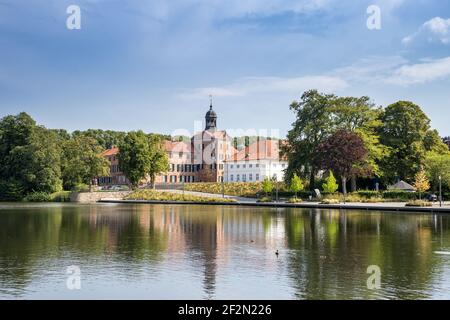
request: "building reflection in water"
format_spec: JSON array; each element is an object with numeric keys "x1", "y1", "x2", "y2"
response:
[{"x1": 1, "y1": 203, "x2": 450, "y2": 299}]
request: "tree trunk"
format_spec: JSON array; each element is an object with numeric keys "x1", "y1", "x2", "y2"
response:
[
  {"x1": 351, "y1": 175, "x2": 357, "y2": 193},
  {"x1": 309, "y1": 168, "x2": 316, "y2": 191},
  {"x1": 342, "y1": 176, "x2": 348, "y2": 195}
]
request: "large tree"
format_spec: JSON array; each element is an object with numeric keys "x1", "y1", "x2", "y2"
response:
[
  {"x1": 331, "y1": 96, "x2": 387, "y2": 191},
  {"x1": 0, "y1": 113, "x2": 62, "y2": 198},
  {"x1": 424, "y1": 152, "x2": 450, "y2": 192},
  {"x1": 379, "y1": 101, "x2": 439, "y2": 183},
  {"x1": 61, "y1": 135, "x2": 110, "y2": 190},
  {"x1": 284, "y1": 90, "x2": 336, "y2": 189},
  {"x1": 314, "y1": 130, "x2": 368, "y2": 195},
  {"x1": 118, "y1": 131, "x2": 153, "y2": 189},
  {"x1": 147, "y1": 134, "x2": 169, "y2": 189}
]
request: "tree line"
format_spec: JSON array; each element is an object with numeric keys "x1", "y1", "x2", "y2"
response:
[
  {"x1": 283, "y1": 90, "x2": 450, "y2": 194},
  {"x1": 0, "y1": 113, "x2": 169, "y2": 200}
]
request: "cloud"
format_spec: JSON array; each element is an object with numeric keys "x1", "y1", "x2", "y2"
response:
[
  {"x1": 179, "y1": 75, "x2": 349, "y2": 100},
  {"x1": 403, "y1": 17, "x2": 450, "y2": 45},
  {"x1": 386, "y1": 57, "x2": 450, "y2": 85}
]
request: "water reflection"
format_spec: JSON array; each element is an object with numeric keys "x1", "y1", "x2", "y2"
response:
[{"x1": 0, "y1": 203, "x2": 449, "y2": 299}]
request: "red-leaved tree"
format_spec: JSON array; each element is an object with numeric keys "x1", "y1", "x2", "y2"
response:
[{"x1": 314, "y1": 130, "x2": 368, "y2": 195}]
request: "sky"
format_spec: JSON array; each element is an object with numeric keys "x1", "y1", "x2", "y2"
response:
[{"x1": 0, "y1": 0, "x2": 450, "y2": 138}]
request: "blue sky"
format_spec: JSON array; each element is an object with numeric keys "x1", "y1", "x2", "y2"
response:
[{"x1": 1, "y1": 0, "x2": 450, "y2": 137}]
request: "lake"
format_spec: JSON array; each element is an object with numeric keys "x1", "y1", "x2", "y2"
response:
[{"x1": 1, "y1": 203, "x2": 450, "y2": 300}]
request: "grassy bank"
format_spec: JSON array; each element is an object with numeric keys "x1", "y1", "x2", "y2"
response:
[{"x1": 125, "y1": 190, "x2": 236, "y2": 203}]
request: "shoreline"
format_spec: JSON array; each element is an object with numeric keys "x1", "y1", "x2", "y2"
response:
[{"x1": 98, "y1": 199, "x2": 450, "y2": 213}]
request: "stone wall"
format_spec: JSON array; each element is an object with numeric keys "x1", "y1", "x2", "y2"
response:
[{"x1": 70, "y1": 191, "x2": 132, "y2": 203}]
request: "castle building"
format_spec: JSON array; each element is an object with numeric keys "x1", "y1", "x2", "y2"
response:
[{"x1": 99, "y1": 103, "x2": 286, "y2": 186}]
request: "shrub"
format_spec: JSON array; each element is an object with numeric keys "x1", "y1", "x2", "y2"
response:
[
  {"x1": 320, "y1": 198, "x2": 340, "y2": 205},
  {"x1": 257, "y1": 197, "x2": 273, "y2": 203},
  {"x1": 0, "y1": 180, "x2": 25, "y2": 201},
  {"x1": 50, "y1": 191, "x2": 71, "y2": 202},
  {"x1": 23, "y1": 192, "x2": 51, "y2": 202},
  {"x1": 125, "y1": 190, "x2": 235, "y2": 203},
  {"x1": 287, "y1": 197, "x2": 303, "y2": 204},
  {"x1": 71, "y1": 184, "x2": 90, "y2": 193},
  {"x1": 356, "y1": 190, "x2": 381, "y2": 199},
  {"x1": 322, "y1": 171, "x2": 339, "y2": 194},
  {"x1": 405, "y1": 200, "x2": 432, "y2": 207}
]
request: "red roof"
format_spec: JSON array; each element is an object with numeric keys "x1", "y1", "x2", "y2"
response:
[
  {"x1": 102, "y1": 147, "x2": 119, "y2": 157},
  {"x1": 164, "y1": 141, "x2": 191, "y2": 153},
  {"x1": 225, "y1": 140, "x2": 285, "y2": 162}
]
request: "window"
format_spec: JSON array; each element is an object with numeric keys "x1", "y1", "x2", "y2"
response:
[
  {"x1": 249, "y1": 174, "x2": 253, "y2": 181},
  {"x1": 256, "y1": 164, "x2": 259, "y2": 168},
  {"x1": 230, "y1": 175, "x2": 234, "y2": 182},
  {"x1": 230, "y1": 165, "x2": 234, "y2": 169},
  {"x1": 243, "y1": 174, "x2": 247, "y2": 182},
  {"x1": 256, "y1": 174, "x2": 260, "y2": 181},
  {"x1": 282, "y1": 164, "x2": 286, "y2": 168},
  {"x1": 237, "y1": 174, "x2": 240, "y2": 182},
  {"x1": 179, "y1": 152, "x2": 183, "y2": 158},
  {"x1": 243, "y1": 164, "x2": 246, "y2": 169},
  {"x1": 249, "y1": 164, "x2": 253, "y2": 168},
  {"x1": 237, "y1": 165, "x2": 240, "y2": 169}
]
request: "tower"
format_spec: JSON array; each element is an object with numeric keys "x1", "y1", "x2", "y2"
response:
[{"x1": 205, "y1": 97, "x2": 217, "y2": 131}]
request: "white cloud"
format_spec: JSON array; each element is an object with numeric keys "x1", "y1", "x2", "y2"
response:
[
  {"x1": 180, "y1": 76, "x2": 348, "y2": 100},
  {"x1": 386, "y1": 57, "x2": 450, "y2": 85},
  {"x1": 403, "y1": 17, "x2": 450, "y2": 45}
]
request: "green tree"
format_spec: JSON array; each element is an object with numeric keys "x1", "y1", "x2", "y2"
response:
[
  {"x1": 284, "y1": 90, "x2": 335, "y2": 189},
  {"x1": 118, "y1": 131, "x2": 153, "y2": 189},
  {"x1": 331, "y1": 96, "x2": 387, "y2": 191},
  {"x1": 413, "y1": 169, "x2": 430, "y2": 200},
  {"x1": 0, "y1": 113, "x2": 63, "y2": 197},
  {"x1": 61, "y1": 136, "x2": 110, "y2": 190},
  {"x1": 289, "y1": 174, "x2": 304, "y2": 198},
  {"x1": 147, "y1": 134, "x2": 170, "y2": 189},
  {"x1": 262, "y1": 177, "x2": 274, "y2": 197},
  {"x1": 379, "y1": 101, "x2": 432, "y2": 183},
  {"x1": 424, "y1": 152, "x2": 450, "y2": 192},
  {"x1": 322, "y1": 171, "x2": 339, "y2": 194}
]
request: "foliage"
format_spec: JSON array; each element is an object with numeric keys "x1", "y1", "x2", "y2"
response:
[
  {"x1": 284, "y1": 90, "x2": 336, "y2": 188},
  {"x1": 23, "y1": 192, "x2": 52, "y2": 202},
  {"x1": 72, "y1": 129, "x2": 127, "y2": 150},
  {"x1": 0, "y1": 113, "x2": 62, "y2": 195},
  {"x1": 315, "y1": 130, "x2": 368, "y2": 194},
  {"x1": 287, "y1": 197, "x2": 303, "y2": 203},
  {"x1": 413, "y1": 170, "x2": 430, "y2": 199},
  {"x1": 71, "y1": 183, "x2": 90, "y2": 193},
  {"x1": 322, "y1": 171, "x2": 339, "y2": 194},
  {"x1": 185, "y1": 182, "x2": 264, "y2": 197},
  {"x1": 125, "y1": 190, "x2": 235, "y2": 203},
  {"x1": 289, "y1": 174, "x2": 304, "y2": 197},
  {"x1": 379, "y1": 101, "x2": 435, "y2": 183},
  {"x1": 61, "y1": 135, "x2": 110, "y2": 190},
  {"x1": 118, "y1": 131, "x2": 152, "y2": 188},
  {"x1": 262, "y1": 178, "x2": 274, "y2": 196},
  {"x1": 147, "y1": 134, "x2": 170, "y2": 188},
  {"x1": 257, "y1": 196, "x2": 273, "y2": 203},
  {"x1": 320, "y1": 198, "x2": 340, "y2": 205},
  {"x1": 424, "y1": 152, "x2": 450, "y2": 191},
  {"x1": 405, "y1": 200, "x2": 432, "y2": 207}
]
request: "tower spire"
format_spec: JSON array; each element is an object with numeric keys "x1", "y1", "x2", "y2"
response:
[{"x1": 209, "y1": 94, "x2": 213, "y2": 110}]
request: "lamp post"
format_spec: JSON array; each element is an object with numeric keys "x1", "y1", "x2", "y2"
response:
[
  {"x1": 221, "y1": 176, "x2": 225, "y2": 199},
  {"x1": 439, "y1": 175, "x2": 442, "y2": 208},
  {"x1": 274, "y1": 174, "x2": 279, "y2": 203}
]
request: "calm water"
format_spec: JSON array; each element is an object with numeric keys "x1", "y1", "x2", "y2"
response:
[{"x1": 1, "y1": 203, "x2": 450, "y2": 300}]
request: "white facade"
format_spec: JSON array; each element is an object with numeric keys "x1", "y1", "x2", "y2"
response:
[{"x1": 224, "y1": 159, "x2": 288, "y2": 183}]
